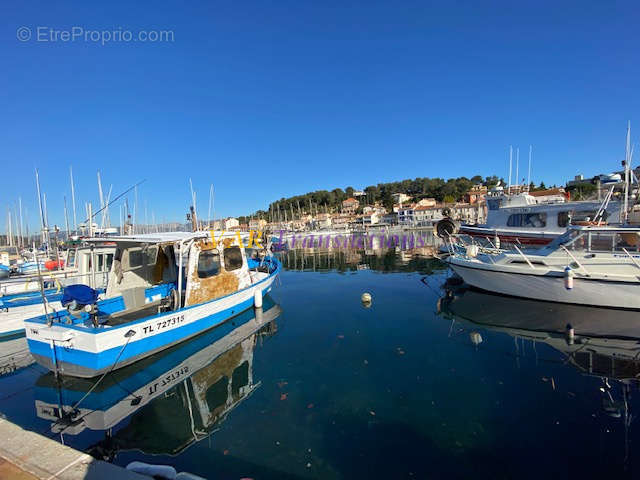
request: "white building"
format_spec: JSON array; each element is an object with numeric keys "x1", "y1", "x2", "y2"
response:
[
  {"x1": 397, "y1": 205, "x2": 415, "y2": 225},
  {"x1": 223, "y1": 217, "x2": 240, "y2": 230},
  {"x1": 248, "y1": 218, "x2": 267, "y2": 230},
  {"x1": 392, "y1": 193, "x2": 411, "y2": 204},
  {"x1": 362, "y1": 212, "x2": 380, "y2": 225}
]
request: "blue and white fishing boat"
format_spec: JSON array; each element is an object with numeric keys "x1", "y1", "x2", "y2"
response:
[
  {"x1": 25, "y1": 232, "x2": 281, "y2": 377},
  {"x1": 34, "y1": 297, "x2": 281, "y2": 443}
]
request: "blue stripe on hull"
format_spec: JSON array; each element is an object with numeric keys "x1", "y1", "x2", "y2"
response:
[
  {"x1": 28, "y1": 286, "x2": 269, "y2": 375},
  {"x1": 0, "y1": 329, "x2": 25, "y2": 340},
  {"x1": 34, "y1": 297, "x2": 277, "y2": 408}
]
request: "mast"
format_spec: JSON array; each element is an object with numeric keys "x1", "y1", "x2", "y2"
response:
[
  {"x1": 97, "y1": 171, "x2": 105, "y2": 215},
  {"x1": 70, "y1": 165, "x2": 77, "y2": 233},
  {"x1": 624, "y1": 121, "x2": 631, "y2": 223},
  {"x1": 64, "y1": 196, "x2": 70, "y2": 238},
  {"x1": 103, "y1": 184, "x2": 113, "y2": 228},
  {"x1": 35, "y1": 169, "x2": 45, "y2": 244},
  {"x1": 43, "y1": 192, "x2": 50, "y2": 253},
  {"x1": 208, "y1": 184, "x2": 214, "y2": 228},
  {"x1": 508, "y1": 146, "x2": 513, "y2": 195},
  {"x1": 7, "y1": 208, "x2": 13, "y2": 247},
  {"x1": 133, "y1": 185, "x2": 138, "y2": 234},
  {"x1": 189, "y1": 178, "x2": 198, "y2": 229},
  {"x1": 515, "y1": 147, "x2": 520, "y2": 192},
  {"x1": 18, "y1": 197, "x2": 24, "y2": 248},
  {"x1": 527, "y1": 145, "x2": 532, "y2": 191}
]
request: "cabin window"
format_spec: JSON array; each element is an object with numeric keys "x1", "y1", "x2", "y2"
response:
[
  {"x1": 558, "y1": 211, "x2": 570, "y2": 227},
  {"x1": 232, "y1": 361, "x2": 249, "y2": 396},
  {"x1": 205, "y1": 376, "x2": 229, "y2": 411},
  {"x1": 572, "y1": 210, "x2": 599, "y2": 223},
  {"x1": 507, "y1": 213, "x2": 546, "y2": 228},
  {"x1": 97, "y1": 254, "x2": 104, "y2": 272},
  {"x1": 224, "y1": 246, "x2": 243, "y2": 271},
  {"x1": 105, "y1": 253, "x2": 114, "y2": 271},
  {"x1": 198, "y1": 250, "x2": 221, "y2": 278},
  {"x1": 66, "y1": 249, "x2": 76, "y2": 268},
  {"x1": 127, "y1": 246, "x2": 158, "y2": 271},
  {"x1": 487, "y1": 199, "x2": 502, "y2": 211}
]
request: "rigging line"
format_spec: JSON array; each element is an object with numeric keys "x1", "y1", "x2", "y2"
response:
[
  {"x1": 69, "y1": 334, "x2": 135, "y2": 412},
  {"x1": 47, "y1": 335, "x2": 136, "y2": 437},
  {"x1": 80, "y1": 179, "x2": 146, "y2": 226}
]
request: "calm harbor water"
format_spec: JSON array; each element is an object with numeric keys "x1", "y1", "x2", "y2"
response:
[{"x1": 1, "y1": 247, "x2": 639, "y2": 479}]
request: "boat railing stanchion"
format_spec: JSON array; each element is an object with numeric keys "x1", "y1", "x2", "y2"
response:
[
  {"x1": 512, "y1": 244, "x2": 536, "y2": 269},
  {"x1": 621, "y1": 247, "x2": 640, "y2": 270},
  {"x1": 560, "y1": 245, "x2": 590, "y2": 275}
]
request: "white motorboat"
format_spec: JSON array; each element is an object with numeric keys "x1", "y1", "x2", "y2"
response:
[
  {"x1": 459, "y1": 190, "x2": 621, "y2": 246},
  {"x1": 444, "y1": 225, "x2": 640, "y2": 309}
]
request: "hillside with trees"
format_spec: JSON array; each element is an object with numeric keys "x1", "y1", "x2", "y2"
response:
[{"x1": 239, "y1": 175, "x2": 505, "y2": 222}]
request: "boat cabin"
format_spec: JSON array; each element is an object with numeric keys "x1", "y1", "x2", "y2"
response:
[{"x1": 51, "y1": 232, "x2": 268, "y2": 329}]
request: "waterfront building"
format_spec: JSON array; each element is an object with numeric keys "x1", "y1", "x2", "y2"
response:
[
  {"x1": 223, "y1": 217, "x2": 240, "y2": 230},
  {"x1": 342, "y1": 197, "x2": 359, "y2": 215}
]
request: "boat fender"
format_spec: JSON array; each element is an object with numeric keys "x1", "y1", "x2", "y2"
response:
[
  {"x1": 254, "y1": 289, "x2": 263, "y2": 309},
  {"x1": 566, "y1": 323, "x2": 575, "y2": 345},
  {"x1": 465, "y1": 245, "x2": 479, "y2": 258},
  {"x1": 564, "y1": 266, "x2": 574, "y2": 290},
  {"x1": 494, "y1": 234, "x2": 500, "y2": 250},
  {"x1": 470, "y1": 331, "x2": 483, "y2": 346},
  {"x1": 126, "y1": 461, "x2": 177, "y2": 479}
]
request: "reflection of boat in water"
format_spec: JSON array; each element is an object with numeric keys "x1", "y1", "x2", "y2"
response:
[
  {"x1": 0, "y1": 337, "x2": 33, "y2": 376},
  {"x1": 34, "y1": 297, "x2": 281, "y2": 456},
  {"x1": 438, "y1": 285, "x2": 640, "y2": 376},
  {"x1": 438, "y1": 286, "x2": 637, "y2": 465}
]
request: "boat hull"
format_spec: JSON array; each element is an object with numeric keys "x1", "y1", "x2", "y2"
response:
[
  {"x1": 1, "y1": 301, "x2": 63, "y2": 339},
  {"x1": 447, "y1": 261, "x2": 640, "y2": 310},
  {"x1": 26, "y1": 276, "x2": 277, "y2": 378}
]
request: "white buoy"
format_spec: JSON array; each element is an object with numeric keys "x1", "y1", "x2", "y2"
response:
[
  {"x1": 361, "y1": 292, "x2": 372, "y2": 303},
  {"x1": 566, "y1": 323, "x2": 575, "y2": 345},
  {"x1": 564, "y1": 266, "x2": 574, "y2": 290},
  {"x1": 126, "y1": 462, "x2": 177, "y2": 479},
  {"x1": 470, "y1": 331, "x2": 483, "y2": 346},
  {"x1": 254, "y1": 289, "x2": 263, "y2": 309}
]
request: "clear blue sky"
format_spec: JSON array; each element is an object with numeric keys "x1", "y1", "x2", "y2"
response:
[{"x1": 1, "y1": 0, "x2": 639, "y2": 232}]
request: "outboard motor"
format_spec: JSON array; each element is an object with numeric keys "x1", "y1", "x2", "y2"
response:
[
  {"x1": 435, "y1": 217, "x2": 460, "y2": 239},
  {"x1": 61, "y1": 284, "x2": 99, "y2": 325}
]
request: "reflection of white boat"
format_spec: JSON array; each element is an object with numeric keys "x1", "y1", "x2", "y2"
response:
[
  {"x1": 439, "y1": 286, "x2": 637, "y2": 466},
  {"x1": 445, "y1": 225, "x2": 640, "y2": 309},
  {"x1": 35, "y1": 299, "x2": 281, "y2": 454},
  {"x1": 439, "y1": 287, "x2": 640, "y2": 379}
]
